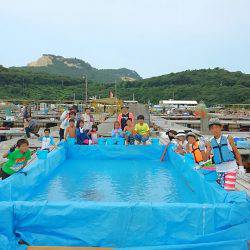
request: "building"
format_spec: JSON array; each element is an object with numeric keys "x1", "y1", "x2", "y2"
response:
[
  {"x1": 159, "y1": 99, "x2": 198, "y2": 109},
  {"x1": 123, "y1": 100, "x2": 138, "y2": 105}
]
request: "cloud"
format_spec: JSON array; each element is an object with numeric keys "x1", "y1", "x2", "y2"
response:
[{"x1": 0, "y1": 0, "x2": 250, "y2": 77}]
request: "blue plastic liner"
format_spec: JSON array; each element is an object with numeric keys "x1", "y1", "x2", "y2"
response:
[
  {"x1": 0, "y1": 143, "x2": 249, "y2": 249},
  {"x1": 151, "y1": 138, "x2": 159, "y2": 145},
  {"x1": 97, "y1": 137, "x2": 106, "y2": 145},
  {"x1": 236, "y1": 140, "x2": 250, "y2": 149},
  {"x1": 36, "y1": 149, "x2": 48, "y2": 159}
]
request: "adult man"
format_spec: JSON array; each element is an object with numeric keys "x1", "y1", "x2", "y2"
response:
[
  {"x1": 117, "y1": 106, "x2": 134, "y2": 131},
  {"x1": 24, "y1": 117, "x2": 40, "y2": 138},
  {"x1": 59, "y1": 105, "x2": 78, "y2": 141}
]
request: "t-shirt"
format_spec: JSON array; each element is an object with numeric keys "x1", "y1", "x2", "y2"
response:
[
  {"x1": 172, "y1": 139, "x2": 188, "y2": 151},
  {"x1": 82, "y1": 113, "x2": 94, "y2": 130},
  {"x1": 111, "y1": 128, "x2": 123, "y2": 138},
  {"x1": 29, "y1": 119, "x2": 38, "y2": 130},
  {"x1": 39, "y1": 136, "x2": 55, "y2": 150},
  {"x1": 60, "y1": 110, "x2": 69, "y2": 129},
  {"x1": 90, "y1": 132, "x2": 98, "y2": 144},
  {"x1": 118, "y1": 112, "x2": 134, "y2": 131},
  {"x1": 2, "y1": 149, "x2": 31, "y2": 175},
  {"x1": 134, "y1": 123, "x2": 149, "y2": 136}
]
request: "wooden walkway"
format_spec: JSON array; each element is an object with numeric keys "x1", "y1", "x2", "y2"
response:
[
  {"x1": 235, "y1": 174, "x2": 250, "y2": 195},
  {"x1": 98, "y1": 116, "x2": 117, "y2": 137},
  {"x1": 151, "y1": 115, "x2": 201, "y2": 134}
]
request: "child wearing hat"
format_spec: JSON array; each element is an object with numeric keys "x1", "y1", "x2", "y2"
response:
[
  {"x1": 174, "y1": 130, "x2": 187, "y2": 155},
  {"x1": 207, "y1": 118, "x2": 245, "y2": 191},
  {"x1": 160, "y1": 129, "x2": 177, "y2": 161},
  {"x1": 186, "y1": 132, "x2": 207, "y2": 164}
]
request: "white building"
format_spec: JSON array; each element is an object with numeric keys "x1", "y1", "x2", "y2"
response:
[
  {"x1": 159, "y1": 99, "x2": 198, "y2": 109},
  {"x1": 124, "y1": 100, "x2": 138, "y2": 105}
]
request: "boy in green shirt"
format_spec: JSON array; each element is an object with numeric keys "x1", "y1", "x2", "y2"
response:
[
  {"x1": 134, "y1": 115, "x2": 150, "y2": 145},
  {"x1": 0, "y1": 139, "x2": 31, "y2": 180}
]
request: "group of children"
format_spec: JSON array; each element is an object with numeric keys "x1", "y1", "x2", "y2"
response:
[
  {"x1": 161, "y1": 118, "x2": 246, "y2": 191},
  {"x1": 0, "y1": 108, "x2": 246, "y2": 191},
  {"x1": 64, "y1": 119, "x2": 98, "y2": 145},
  {"x1": 63, "y1": 112, "x2": 150, "y2": 146},
  {"x1": 111, "y1": 115, "x2": 150, "y2": 145}
]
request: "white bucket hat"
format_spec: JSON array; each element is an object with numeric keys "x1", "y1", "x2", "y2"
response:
[{"x1": 176, "y1": 130, "x2": 186, "y2": 137}]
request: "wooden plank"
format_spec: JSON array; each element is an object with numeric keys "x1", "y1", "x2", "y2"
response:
[
  {"x1": 151, "y1": 115, "x2": 201, "y2": 135},
  {"x1": 98, "y1": 116, "x2": 117, "y2": 136}
]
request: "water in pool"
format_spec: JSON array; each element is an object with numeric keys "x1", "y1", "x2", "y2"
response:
[{"x1": 30, "y1": 158, "x2": 199, "y2": 203}]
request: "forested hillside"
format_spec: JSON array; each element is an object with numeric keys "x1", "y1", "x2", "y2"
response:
[
  {"x1": 0, "y1": 66, "x2": 249, "y2": 105},
  {"x1": 13, "y1": 54, "x2": 141, "y2": 83}
]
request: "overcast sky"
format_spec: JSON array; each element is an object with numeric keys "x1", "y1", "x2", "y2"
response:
[{"x1": 0, "y1": 0, "x2": 250, "y2": 78}]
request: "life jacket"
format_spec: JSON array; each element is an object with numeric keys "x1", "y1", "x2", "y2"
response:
[
  {"x1": 190, "y1": 141, "x2": 203, "y2": 163},
  {"x1": 210, "y1": 135, "x2": 235, "y2": 164}
]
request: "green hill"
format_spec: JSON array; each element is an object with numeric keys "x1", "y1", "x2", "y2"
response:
[
  {"x1": 0, "y1": 65, "x2": 249, "y2": 105},
  {"x1": 12, "y1": 54, "x2": 141, "y2": 83},
  {"x1": 121, "y1": 68, "x2": 250, "y2": 104}
]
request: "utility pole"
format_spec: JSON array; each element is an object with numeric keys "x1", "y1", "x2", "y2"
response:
[
  {"x1": 83, "y1": 75, "x2": 88, "y2": 105},
  {"x1": 22, "y1": 78, "x2": 25, "y2": 95},
  {"x1": 115, "y1": 80, "x2": 117, "y2": 99},
  {"x1": 115, "y1": 80, "x2": 118, "y2": 115}
]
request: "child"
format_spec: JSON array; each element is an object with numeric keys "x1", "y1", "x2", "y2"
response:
[
  {"x1": 38, "y1": 128, "x2": 56, "y2": 151},
  {"x1": 59, "y1": 108, "x2": 76, "y2": 141},
  {"x1": 174, "y1": 130, "x2": 187, "y2": 155},
  {"x1": 82, "y1": 107, "x2": 94, "y2": 132},
  {"x1": 111, "y1": 121, "x2": 123, "y2": 138},
  {"x1": 166, "y1": 129, "x2": 177, "y2": 142},
  {"x1": 117, "y1": 106, "x2": 134, "y2": 131},
  {"x1": 0, "y1": 139, "x2": 31, "y2": 180},
  {"x1": 124, "y1": 118, "x2": 135, "y2": 145},
  {"x1": 134, "y1": 115, "x2": 150, "y2": 145},
  {"x1": 207, "y1": 118, "x2": 245, "y2": 191},
  {"x1": 160, "y1": 129, "x2": 177, "y2": 161},
  {"x1": 186, "y1": 132, "x2": 207, "y2": 164},
  {"x1": 64, "y1": 119, "x2": 76, "y2": 141},
  {"x1": 76, "y1": 120, "x2": 91, "y2": 145},
  {"x1": 89, "y1": 124, "x2": 99, "y2": 144}
]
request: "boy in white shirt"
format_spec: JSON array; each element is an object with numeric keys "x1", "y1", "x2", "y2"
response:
[{"x1": 39, "y1": 128, "x2": 56, "y2": 151}]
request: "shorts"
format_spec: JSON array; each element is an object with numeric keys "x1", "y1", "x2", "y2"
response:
[
  {"x1": 0, "y1": 169, "x2": 11, "y2": 180},
  {"x1": 134, "y1": 134, "x2": 149, "y2": 143},
  {"x1": 217, "y1": 171, "x2": 237, "y2": 191},
  {"x1": 125, "y1": 134, "x2": 135, "y2": 145}
]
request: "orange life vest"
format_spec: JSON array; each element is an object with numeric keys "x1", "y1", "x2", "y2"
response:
[{"x1": 190, "y1": 141, "x2": 203, "y2": 163}]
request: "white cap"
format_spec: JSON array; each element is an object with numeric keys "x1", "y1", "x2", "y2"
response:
[{"x1": 176, "y1": 130, "x2": 186, "y2": 137}]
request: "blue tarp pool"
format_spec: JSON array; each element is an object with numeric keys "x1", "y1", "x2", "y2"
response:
[{"x1": 0, "y1": 143, "x2": 249, "y2": 250}]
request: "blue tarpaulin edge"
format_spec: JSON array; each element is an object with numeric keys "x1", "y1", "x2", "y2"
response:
[{"x1": 0, "y1": 144, "x2": 249, "y2": 249}]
